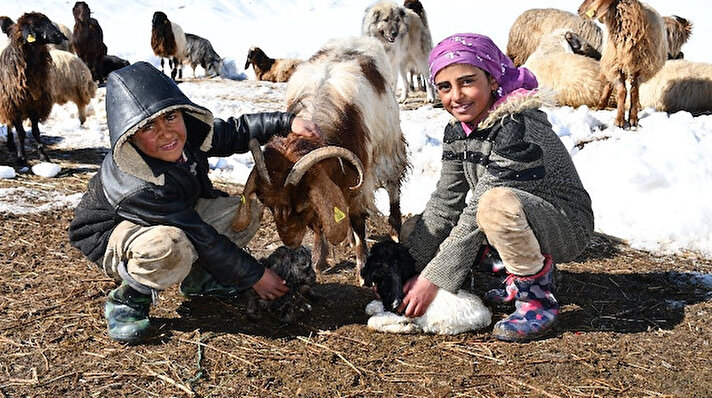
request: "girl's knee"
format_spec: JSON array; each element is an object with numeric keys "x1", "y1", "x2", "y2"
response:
[{"x1": 476, "y1": 187, "x2": 525, "y2": 230}]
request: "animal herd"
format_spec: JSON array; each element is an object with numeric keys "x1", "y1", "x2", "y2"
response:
[{"x1": 0, "y1": 0, "x2": 709, "y2": 329}]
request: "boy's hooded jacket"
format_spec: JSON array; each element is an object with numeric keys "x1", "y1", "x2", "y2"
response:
[{"x1": 69, "y1": 62, "x2": 295, "y2": 289}]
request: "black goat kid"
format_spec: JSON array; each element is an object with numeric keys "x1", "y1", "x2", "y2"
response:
[
  {"x1": 360, "y1": 240, "x2": 417, "y2": 312},
  {"x1": 246, "y1": 246, "x2": 319, "y2": 323}
]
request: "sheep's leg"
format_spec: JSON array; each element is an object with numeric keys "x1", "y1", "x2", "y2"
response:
[
  {"x1": 30, "y1": 119, "x2": 50, "y2": 162},
  {"x1": 628, "y1": 73, "x2": 640, "y2": 128},
  {"x1": 77, "y1": 104, "x2": 87, "y2": 125},
  {"x1": 312, "y1": 231, "x2": 330, "y2": 272},
  {"x1": 614, "y1": 72, "x2": 628, "y2": 129},
  {"x1": 350, "y1": 214, "x2": 369, "y2": 286},
  {"x1": 160, "y1": 58, "x2": 165, "y2": 73},
  {"x1": 386, "y1": 184, "x2": 402, "y2": 242},
  {"x1": 12, "y1": 121, "x2": 27, "y2": 164},
  {"x1": 597, "y1": 81, "x2": 613, "y2": 110},
  {"x1": 5, "y1": 125, "x2": 16, "y2": 154}
]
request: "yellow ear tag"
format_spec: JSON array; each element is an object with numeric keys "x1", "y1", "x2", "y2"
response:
[
  {"x1": 334, "y1": 207, "x2": 346, "y2": 223},
  {"x1": 240, "y1": 194, "x2": 246, "y2": 204},
  {"x1": 26, "y1": 34, "x2": 36, "y2": 43},
  {"x1": 586, "y1": 9, "x2": 595, "y2": 18}
]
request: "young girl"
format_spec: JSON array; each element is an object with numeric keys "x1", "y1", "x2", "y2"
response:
[{"x1": 398, "y1": 33, "x2": 594, "y2": 342}]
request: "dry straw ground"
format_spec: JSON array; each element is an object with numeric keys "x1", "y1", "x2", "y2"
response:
[{"x1": 1, "y1": 101, "x2": 711, "y2": 397}]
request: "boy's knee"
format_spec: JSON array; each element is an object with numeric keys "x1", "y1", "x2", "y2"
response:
[
  {"x1": 476, "y1": 187, "x2": 525, "y2": 231},
  {"x1": 126, "y1": 226, "x2": 198, "y2": 290}
]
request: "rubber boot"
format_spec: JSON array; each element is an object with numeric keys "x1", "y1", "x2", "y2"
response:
[
  {"x1": 179, "y1": 262, "x2": 239, "y2": 298},
  {"x1": 104, "y1": 282, "x2": 152, "y2": 344},
  {"x1": 489, "y1": 255, "x2": 559, "y2": 342}
]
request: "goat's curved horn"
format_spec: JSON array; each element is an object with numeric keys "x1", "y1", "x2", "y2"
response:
[
  {"x1": 284, "y1": 146, "x2": 364, "y2": 190},
  {"x1": 249, "y1": 138, "x2": 271, "y2": 185}
]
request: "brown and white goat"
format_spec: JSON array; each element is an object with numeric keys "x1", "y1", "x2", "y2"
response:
[
  {"x1": 244, "y1": 46, "x2": 302, "y2": 83},
  {"x1": 233, "y1": 36, "x2": 409, "y2": 283},
  {"x1": 579, "y1": 0, "x2": 667, "y2": 128}
]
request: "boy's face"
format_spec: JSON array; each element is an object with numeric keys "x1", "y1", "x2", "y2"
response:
[
  {"x1": 130, "y1": 110, "x2": 187, "y2": 162},
  {"x1": 434, "y1": 63, "x2": 498, "y2": 124}
]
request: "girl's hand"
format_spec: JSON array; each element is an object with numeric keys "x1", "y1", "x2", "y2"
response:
[{"x1": 397, "y1": 274, "x2": 438, "y2": 317}]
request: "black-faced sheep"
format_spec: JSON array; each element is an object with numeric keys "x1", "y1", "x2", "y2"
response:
[
  {"x1": 185, "y1": 33, "x2": 222, "y2": 78},
  {"x1": 361, "y1": 1, "x2": 434, "y2": 103},
  {"x1": 523, "y1": 29, "x2": 607, "y2": 108},
  {"x1": 638, "y1": 59, "x2": 712, "y2": 115},
  {"x1": 99, "y1": 54, "x2": 130, "y2": 81},
  {"x1": 246, "y1": 246, "x2": 318, "y2": 324},
  {"x1": 663, "y1": 15, "x2": 693, "y2": 60},
  {"x1": 506, "y1": 8, "x2": 603, "y2": 67},
  {"x1": 243, "y1": 46, "x2": 302, "y2": 83},
  {"x1": 0, "y1": 12, "x2": 67, "y2": 164},
  {"x1": 403, "y1": 0, "x2": 428, "y2": 27},
  {"x1": 49, "y1": 49, "x2": 97, "y2": 124},
  {"x1": 151, "y1": 11, "x2": 186, "y2": 81},
  {"x1": 232, "y1": 36, "x2": 409, "y2": 283},
  {"x1": 361, "y1": 241, "x2": 492, "y2": 335},
  {"x1": 579, "y1": 0, "x2": 667, "y2": 128},
  {"x1": 72, "y1": 1, "x2": 107, "y2": 82},
  {"x1": 49, "y1": 21, "x2": 73, "y2": 53}
]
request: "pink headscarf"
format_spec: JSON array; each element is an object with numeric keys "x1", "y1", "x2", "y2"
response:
[{"x1": 428, "y1": 33, "x2": 538, "y2": 98}]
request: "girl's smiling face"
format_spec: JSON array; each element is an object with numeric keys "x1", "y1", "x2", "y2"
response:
[{"x1": 434, "y1": 63, "x2": 499, "y2": 125}]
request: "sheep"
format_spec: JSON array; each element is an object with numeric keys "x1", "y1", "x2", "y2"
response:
[
  {"x1": 150, "y1": 11, "x2": 186, "y2": 81},
  {"x1": 579, "y1": 0, "x2": 667, "y2": 128},
  {"x1": 361, "y1": 241, "x2": 492, "y2": 335},
  {"x1": 49, "y1": 21, "x2": 73, "y2": 53},
  {"x1": 0, "y1": 12, "x2": 67, "y2": 164},
  {"x1": 403, "y1": 0, "x2": 428, "y2": 28},
  {"x1": 48, "y1": 49, "x2": 97, "y2": 124},
  {"x1": 523, "y1": 29, "x2": 607, "y2": 108},
  {"x1": 243, "y1": 46, "x2": 302, "y2": 83},
  {"x1": 246, "y1": 246, "x2": 319, "y2": 324},
  {"x1": 72, "y1": 1, "x2": 107, "y2": 82},
  {"x1": 663, "y1": 15, "x2": 693, "y2": 60},
  {"x1": 638, "y1": 59, "x2": 712, "y2": 115},
  {"x1": 185, "y1": 33, "x2": 222, "y2": 78},
  {"x1": 506, "y1": 8, "x2": 603, "y2": 67},
  {"x1": 99, "y1": 54, "x2": 130, "y2": 81},
  {"x1": 232, "y1": 36, "x2": 409, "y2": 283},
  {"x1": 403, "y1": 0, "x2": 429, "y2": 92}
]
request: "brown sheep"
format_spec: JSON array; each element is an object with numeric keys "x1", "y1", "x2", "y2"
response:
[
  {"x1": 506, "y1": 8, "x2": 603, "y2": 67},
  {"x1": 244, "y1": 46, "x2": 302, "y2": 82},
  {"x1": 0, "y1": 12, "x2": 67, "y2": 164},
  {"x1": 72, "y1": 1, "x2": 107, "y2": 82},
  {"x1": 151, "y1": 11, "x2": 186, "y2": 80},
  {"x1": 663, "y1": 15, "x2": 693, "y2": 60},
  {"x1": 579, "y1": 0, "x2": 667, "y2": 128},
  {"x1": 233, "y1": 36, "x2": 409, "y2": 283}
]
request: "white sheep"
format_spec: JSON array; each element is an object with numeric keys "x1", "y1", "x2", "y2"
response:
[
  {"x1": 49, "y1": 49, "x2": 97, "y2": 124},
  {"x1": 639, "y1": 59, "x2": 712, "y2": 114},
  {"x1": 365, "y1": 290, "x2": 492, "y2": 335},
  {"x1": 506, "y1": 8, "x2": 603, "y2": 67},
  {"x1": 523, "y1": 29, "x2": 606, "y2": 108}
]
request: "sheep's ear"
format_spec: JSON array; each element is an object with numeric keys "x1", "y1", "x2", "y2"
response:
[
  {"x1": 20, "y1": 24, "x2": 37, "y2": 43},
  {"x1": 308, "y1": 173, "x2": 349, "y2": 245}
]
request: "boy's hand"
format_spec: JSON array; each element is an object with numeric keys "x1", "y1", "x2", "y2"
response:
[
  {"x1": 252, "y1": 268, "x2": 289, "y2": 300},
  {"x1": 290, "y1": 117, "x2": 322, "y2": 139}
]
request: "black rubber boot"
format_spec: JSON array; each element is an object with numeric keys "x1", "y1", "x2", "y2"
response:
[
  {"x1": 104, "y1": 282, "x2": 152, "y2": 344},
  {"x1": 179, "y1": 262, "x2": 239, "y2": 298}
]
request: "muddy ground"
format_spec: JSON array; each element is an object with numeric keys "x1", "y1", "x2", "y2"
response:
[{"x1": 1, "y1": 125, "x2": 712, "y2": 398}]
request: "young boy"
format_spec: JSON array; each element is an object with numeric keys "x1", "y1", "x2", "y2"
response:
[{"x1": 69, "y1": 61, "x2": 321, "y2": 344}]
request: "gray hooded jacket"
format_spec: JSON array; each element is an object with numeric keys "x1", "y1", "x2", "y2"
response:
[{"x1": 69, "y1": 61, "x2": 295, "y2": 289}]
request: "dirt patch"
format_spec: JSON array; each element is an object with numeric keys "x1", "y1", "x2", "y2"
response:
[{"x1": 2, "y1": 108, "x2": 712, "y2": 396}]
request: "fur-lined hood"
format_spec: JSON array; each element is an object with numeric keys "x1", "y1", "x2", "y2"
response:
[
  {"x1": 105, "y1": 61, "x2": 214, "y2": 185},
  {"x1": 449, "y1": 89, "x2": 555, "y2": 131}
]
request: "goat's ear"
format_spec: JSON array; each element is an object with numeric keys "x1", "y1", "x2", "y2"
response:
[
  {"x1": 308, "y1": 173, "x2": 349, "y2": 245},
  {"x1": 232, "y1": 168, "x2": 264, "y2": 231}
]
